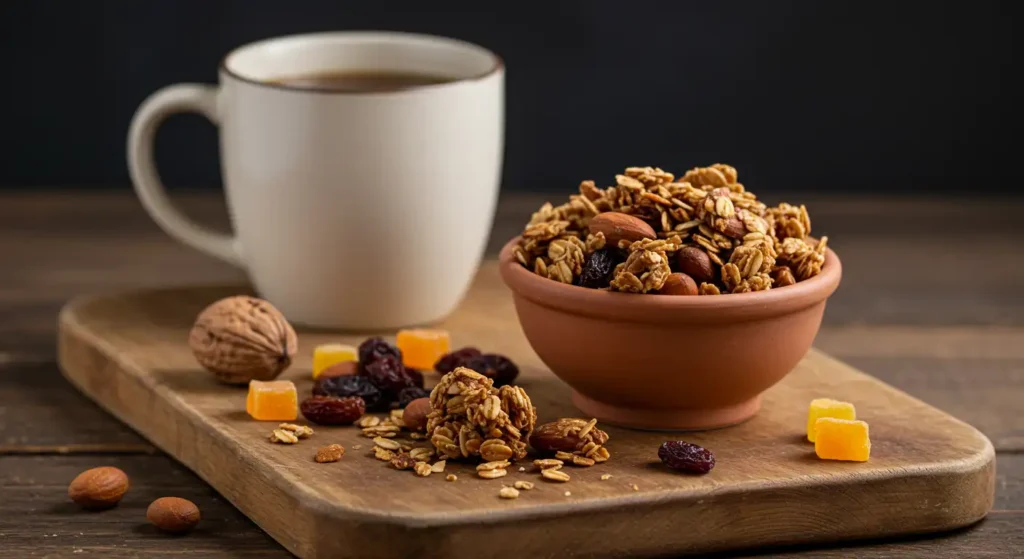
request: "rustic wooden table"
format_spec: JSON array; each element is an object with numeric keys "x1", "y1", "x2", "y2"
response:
[{"x1": 1, "y1": 192, "x2": 1021, "y2": 557}]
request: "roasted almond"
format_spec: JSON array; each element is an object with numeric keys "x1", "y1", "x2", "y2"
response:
[
  {"x1": 402, "y1": 397, "x2": 431, "y2": 432},
  {"x1": 676, "y1": 247, "x2": 715, "y2": 284},
  {"x1": 587, "y1": 212, "x2": 656, "y2": 247},
  {"x1": 658, "y1": 273, "x2": 698, "y2": 296},
  {"x1": 68, "y1": 466, "x2": 129, "y2": 510},
  {"x1": 147, "y1": 497, "x2": 200, "y2": 534}
]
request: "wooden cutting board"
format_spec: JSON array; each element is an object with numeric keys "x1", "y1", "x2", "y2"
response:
[{"x1": 57, "y1": 262, "x2": 994, "y2": 559}]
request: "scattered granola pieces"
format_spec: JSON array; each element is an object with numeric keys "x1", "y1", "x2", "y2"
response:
[
  {"x1": 390, "y1": 453, "x2": 417, "y2": 470},
  {"x1": 533, "y1": 459, "x2": 564, "y2": 470},
  {"x1": 513, "y1": 481, "x2": 535, "y2": 490},
  {"x1": 446, "y1": 474, "x2": 458, "y2": 482},
  {"x1": 431, "y1": 460, "x2": 447, "y2": 473},
  {"x1": 518, "y1": 466, "x2": 526, "y2": 472},
  {"x1": 541, "y1": 468, "x2": 571, "y2": 482},
  {"x1": 478, "y1": 468, "x2": 509, "y2": 480},
  {"x1": 389, "y1": 409, "x2": 405, "y2": 424},
  {"x1": 278, "y1": 423, "x2": 314, "y2": 438},
  {"x1": 426, "y1": 367, "x2": 537, "y2": 462},
  {"x1": 554, "y1": 451, "x2": 574, "y2": 461},
  {"x1": 373, "y1": 446, "x2": 396, "y2": 461},
  {"x1": 564, "y1": 491, "x2": 572, "y2": 497},
  {"x1": 357, "y1": 416, "x2": 381, "y2": 428},
  {"x1": 631, "y1": 484, "x2": 639, "y2": 491},
  {"x1": 409, "y1": 448, "x2": 434, "y2": 462},
  {"x1": 515, "y1": 164, "x2": 829, "y2": 294},
  {"x1": 373, "y1": 436, "x2": 401, "y2": 451},
  {"x1": 413, "y1": 462, "x2": 433, "y2": 477},
  {"x1": 352, "y1": 444, "x2": 362, "y2": 451},
  {"x1": 499, "y1": 486, "x2": 520, "y2": 499},
  {"x1": 600, "y1": 474, "x2": 612, "y2": 481},
  {"x1": 269, "y1": 429, "x2": 299, "y2": 444},
  {"x1": 530, "y1": 418, "x2": 611, "y2": 466},
  {"x1": 477, "y1": 460, "x2": 511, "y2": 472},
  {"x1": 314, "y1": 444, "x2": 345, "y2": 463},
  {"x1": 571, "y1": 455, "x2": 596, "y2": 467}
]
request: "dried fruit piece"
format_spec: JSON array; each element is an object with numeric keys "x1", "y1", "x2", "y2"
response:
[
  {"x1": 189, "y1": 296, "x2": 297, "y2": 385},
  {"x1": 396, "y1": 329, "x2": 451, "y2": 370},
  {"x1": 313, "y1": 375, "x2": 386, "y2": 412},
  {"x1": 499, "y1": 486, "x2": 520, "y2": 499},
  {"x1": 807, "y1": 398, "x2": 856, "y2": 442},
  {"x1": 658, "y1": 441, "x2": 716, "y2": 474},
  {"x1": 577, "y1": 248, "x2": 619, "y2": 289},
  {"x1": 463, "y1": 354, "x2": 520, "y2": 387},
  {"x1": 147, "y1": 497, "x2": 200, "y2": 534},
  {"x1": 246, "y1": 380, "x2": 298, "y2": 421},
  {"x1": 361, "y1": 355, "x2": 411, "y2": 396},
  {"x1": 358, "y1": 336, "x2": 402, "y2": 366},
  {"x1": 312, "y1": 344, "x2": 357, "y2": 379},
  {"x1": 434, "y1": 347, "x2": 482, "y2": 374},
  {"x1": 815, "y1": 418, "x2": 870, "y2": 462},
  {"x1": 68, "y1": 466, "x2": 129, "y2": 510},
  {"x1": 398, "y1": 386, "x2": 431, "y2": 409},
  {"x1": 402, "y1": 366, "x2": 425, "y2": 389},
  {"x1": 530, "y1": 418, "x2": 609, "y2": 454},
  {"x1": 314, "y1": 444, "x2": 345, "y2": 463},
  {"x1": 299, "y1": 396, "x2": 365, "y2": 426}
]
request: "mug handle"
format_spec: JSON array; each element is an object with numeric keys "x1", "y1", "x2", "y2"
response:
[{"x1": 127, "y1": 84, "x2": 244, "y2": 267}]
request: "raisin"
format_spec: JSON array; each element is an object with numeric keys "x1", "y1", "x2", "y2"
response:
[
  {"x1": 360, "y1": 355, "x2": 409, "y2": 396},
  {"x1": 358, "y1": 336, "x2": 402, "y2": 365},
  {"x1": 658, "y1": 441, "x2": 715, "y2": 474},
  {"x1": 434, "y1": 347, "x2": 482, "y2": 374},
  {"x1": 464, "y1": 354, "x2": 519, "y2": 387},
  {"x1": 397, "y1": 386, "x2": 431, "y2": 408},
  {"x1": 403, "y1": 366, "x2": 425, "y2": 389},
  {"x1": 313, "y1": 375, "x2": 387, "y2": 412},
  {"x1": 300, "y1": 396, "x2": 365, "y2": 425},
  {"x1": 578, "y1": 249, "x2": 618, "y2": 289}
]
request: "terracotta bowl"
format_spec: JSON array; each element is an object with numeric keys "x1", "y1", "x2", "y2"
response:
[{"x1": 498, "y1": 237, "x2": 842, "y2": 431}]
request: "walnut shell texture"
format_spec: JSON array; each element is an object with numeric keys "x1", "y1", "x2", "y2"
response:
[{"x1": 189, "y1": 296, "x2": 298, "y2": 384}]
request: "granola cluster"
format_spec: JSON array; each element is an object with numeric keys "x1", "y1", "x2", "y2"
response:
[
  {"x1": 514, "y1": 164, "x2": 829, "y2": 294},
  {"x1": 426, "y1": 367, "x2": 537, "y2": 462}
]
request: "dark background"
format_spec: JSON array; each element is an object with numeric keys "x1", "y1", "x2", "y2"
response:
[{"x1": 0, "y1": 1, "x2": 1017, "y2": 193}]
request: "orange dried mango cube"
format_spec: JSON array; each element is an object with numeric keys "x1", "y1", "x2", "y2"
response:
[
  {"x1": 814, "y1": 418, "x2": 870, "y2": 462},
  {"x1": 246, "y1": 380, "x2": 298, "y2": 421},
  {"x1": 807, "y1": 398, "x2": 856, "y2": 442},
  {"x1": 312, "y1": 343, "x2": 358, "y2": 379},
  {"x1": 396, "y1": 329, "x2": 451, "y2": 370}
]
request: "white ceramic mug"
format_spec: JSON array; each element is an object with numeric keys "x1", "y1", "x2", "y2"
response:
[{"x1": 128, "y1": 32, "x2": 504, "y2": 329}]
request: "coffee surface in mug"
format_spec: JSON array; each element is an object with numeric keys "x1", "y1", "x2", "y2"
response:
[{"x1": 269, "y1": 70, "x2": 455, "y2": 92}]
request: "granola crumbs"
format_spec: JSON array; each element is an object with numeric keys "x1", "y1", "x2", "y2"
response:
[
  {"x1": 390, "y1": 452, "x2": 417, "y2": 470},
  {"x1": 373, "y1": 436, "x2": 401, "y2": 451},
  {"x1": 269, "y1": 429, "x2": 299, "y2": 444},
  {"x1": 541, "y1": 468, "x2": 571, "y2": 482},
  {"x1": 631, "y1": 484, "x2": 639, "y2": 491},
  {"x1": 431, "y1": 460, "x2": 447, "y2": 473},
  {"x1": 478, "y1": 468, "x2": 508, "y2": 480},
  {"x1": 446, "y1": 474, "x2": 458, "y2": 482},
  {"x1": 499, "y1": 486, "x2": 520, "y2": 499},
  {"x1": 409, "y1": 448, "x2": 434, "y2": 462},
  {"x1": 357, "y1": 416, "x2": 381, "y2": 428},
  {"x1": 564, "y1": 491, "x2": 572, "y2": 497},
  {"x1": 413, "y1": 462, "x2": 432, "y2": 477},
  {"x1": 513, "y1": 481, "x2": 535, "y2": 490},
  {"x1": 534, "y1": 459, "x2": 564, "y2": 470},
  {"x1": 278, "y1": 423, "x2": 314, "y2": 438},
  {"x1": 600, "y1": 474, "x2": 612, "y2": 480},
  {"x1": 373, "y1": 446, "x2": 396, "y2": 461},
  {"x1": 314, "y1": 444, "x2": 345, "y2": 463}
]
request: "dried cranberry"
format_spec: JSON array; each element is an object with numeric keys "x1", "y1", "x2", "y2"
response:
[
  {"x1": 464, "y1": 354, "x2": 519, "y2": 387},
  {"x1": 357, "y1": 336, "x2": 401, "y2": 365},
  {"x1": 397, "y1": 386, "x2": 431, "y2": 408},
  {"x1": 313, "y1": 375, "x2": 387, "y2": 412},
  {"x1": 360, "y1": 355, "x2": 409, "y2": 396},
  {"x1": 434, "y1": 347, "x2": 482, "y2": 374},
  {"x1": 403, "y1": 366, "x2": 425, "y2": 389},
  {"x1": 658, "y1": 441, "x2": 715, "y2": 474},
  {"x1": 578, "y1": 248, "x2": 618, "y2": 289},
  {"x1": 300, "y1": 395, "x2": 365, "y2": 425}
]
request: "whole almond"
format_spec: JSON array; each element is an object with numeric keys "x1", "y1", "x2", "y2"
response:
[
  {"x1": 68, "y1": 466, "x2": 129, "y2": 510},
  {"x1": 189, "y1": 295, "x2": 298, "y2": 385},
  {"x1": 722, "y1": 217, "x2": 747, "y2": 239},
  {"x1": 588, "y1": 212, "x2": 656, "y2": 247},
  {"x1": 659, "y1": 273, "x2": 698, "y2": 296},
  {"x1": 402, "y1": 397, "x2": 431, "y2": 431},
  {"x1": 147, "y1": 497, "x2": 200, "y2": 534},
  {"x1": 676, "y1": 247, "x2": 715, "y2": 284}
]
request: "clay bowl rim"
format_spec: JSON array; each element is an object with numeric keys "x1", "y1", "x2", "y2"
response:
[{"x1": 498, "y1": 236, "x2": 842, "y2": 324}]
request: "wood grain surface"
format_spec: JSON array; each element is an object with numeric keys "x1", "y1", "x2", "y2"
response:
[{"x1": 1, "y1": 192, "x2": 1023, "y2": 558}]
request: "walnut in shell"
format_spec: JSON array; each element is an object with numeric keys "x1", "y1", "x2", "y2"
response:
[{"x1": 189, "y1": 296, "x2": 298, "y2": 384}]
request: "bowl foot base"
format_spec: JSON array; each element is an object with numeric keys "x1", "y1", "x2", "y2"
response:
[{"x1": 571, "y1": 392, "x2": 762, "y2": 431}]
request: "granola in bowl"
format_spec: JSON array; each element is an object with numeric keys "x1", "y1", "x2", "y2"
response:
[{"x1": 512, "y1": 164, "x2": 828, "y2": 295}]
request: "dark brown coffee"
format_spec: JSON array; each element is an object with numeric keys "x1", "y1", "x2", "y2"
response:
[{"x1": 268, "y1": 70, "x2": 455, "y2": 92}]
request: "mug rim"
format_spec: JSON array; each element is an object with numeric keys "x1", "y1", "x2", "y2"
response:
[{"x1": 219, "y1": 30, "x2": 504, "y2": 95}]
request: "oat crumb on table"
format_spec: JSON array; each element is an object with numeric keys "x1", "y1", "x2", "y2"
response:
[
  {"x1": 446, "y1": 474, "x2": 458, "y2": 482},
  {"x1": 601, "y1": 474, "x2": 612, "y2": 480},
  {"x1": 499, "y1": 486, "x2": 520, "y2": 499}
]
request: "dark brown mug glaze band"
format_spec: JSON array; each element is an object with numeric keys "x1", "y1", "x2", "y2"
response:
[
  {"x1": 499, "y1": 237, "x2": 842, "y2": 324},
  {"x1": 218, "y1": 32, "x2": 504, "y2": 95}
]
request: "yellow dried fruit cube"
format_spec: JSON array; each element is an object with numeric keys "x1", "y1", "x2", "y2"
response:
[
  {"x1": 807, "y1": 398, "x2": 856, "y2": 442},
  {"x1": 396, "y1": 329, "x2": 451, "y2": 370},
  {"x1": 246, "y1": 380, "x2": 298, "y2": 421},
  {"x1": 312, "y1": 344, "x2": 358, "y2": 379},
  {"x1": 814, "y1": 418, "x2": 870, "y2": 462}
]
